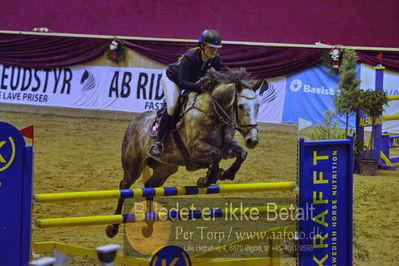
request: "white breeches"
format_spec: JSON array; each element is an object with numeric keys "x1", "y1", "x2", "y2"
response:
[{"x1": 162, "y1": 71, "x2": 181, "y2": 116}]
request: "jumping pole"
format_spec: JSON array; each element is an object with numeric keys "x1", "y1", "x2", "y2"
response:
[{"x1": 34, "y1": 182, "x2": 296, "y2": 203}]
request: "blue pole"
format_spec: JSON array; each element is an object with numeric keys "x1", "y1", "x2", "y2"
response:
[{"x1": 373, "y1": 65, "x2": 385, "y2": 162}]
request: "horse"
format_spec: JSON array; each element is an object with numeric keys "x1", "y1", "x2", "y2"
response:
[{"x1": 106, "y1": 68, "x2": 262, "y2": 238}]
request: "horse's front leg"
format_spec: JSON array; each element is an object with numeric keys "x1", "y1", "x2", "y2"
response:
[{"x1": 220, "y1": 144, "x2": 247, "y2": 181}]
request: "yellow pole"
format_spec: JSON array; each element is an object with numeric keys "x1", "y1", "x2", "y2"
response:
[
  {"x1": 219, "y1": 182, "x2": 296, "y2": 193},
  {"x1": 34, "y1": 182, "x2": 297, "y2": 203},
  {"x1": 384, "y1": 114, "x2": 399, "y2": 121},
  {"x1": 224, "y1": 205, "x2": 294, "y2": 216},
  {"x1": 35, "y1": 215, "x2": 124, "y2": 228},
  {"x1": 34, "y1": 190, "x2": 122, "y2": 203},
  {"x1": 35, "y1": 205, "x2": 295, "y2": 228},
  {"x1": 387, "y1": 95, "x2": 399, "y2": 101}
]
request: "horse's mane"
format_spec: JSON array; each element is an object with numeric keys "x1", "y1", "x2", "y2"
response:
[{"x1": 201, "y1": 68, "x2": 255, "y2": 92}]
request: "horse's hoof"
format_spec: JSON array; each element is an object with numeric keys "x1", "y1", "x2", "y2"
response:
[
  {"x1": 219, "y1": 175, "x2": 227, "y2": 181},
  {"x1": 197, "y1": 177, "x2": 209, "y2": 188},
  {"x1": 227, "y1": 175, "x2": 235, "y2": 181},
  {"x1": 218, "y1": 169, "x2": 227, "y2": 180},
  {"x1": 142, "y1": 222, "x2": 154, "y2": 238},
  {"x1": 220, "y1": 169, "x2": 236, "y2": 181},
  {"x1": 105, "y1": 224, "x2": 119, "y2": 238},
  {"x1": 216, "y1": 168, "x2": 225, "y2": 180}
]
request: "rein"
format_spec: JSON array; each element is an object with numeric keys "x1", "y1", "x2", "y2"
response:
[
  {"x1": 211, "y1": 94, "x2": 241, "y2": 130},
  {"x1": 186, "y1": 87, "x2": 258, "y2": 135}
]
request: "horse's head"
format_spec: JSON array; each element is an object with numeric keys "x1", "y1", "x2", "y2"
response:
[
  {"x1": 201, "y1": 68, "x2": 262, "y2": 149},
  {"x1": 236, "y1": 80, "x2": 262, "y2": 149}
]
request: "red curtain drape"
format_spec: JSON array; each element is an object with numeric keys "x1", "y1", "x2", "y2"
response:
[
  {"x1": 1, "y1": 33, "x2": 398, "y2": 78},
  {"x1": 124, "y1": 40, "x2": 325, "y2": 78},
  {"x1": 356, "y1": 50, "x2": 399, "y2": 72},
  {"x1": 0, "y1": 34, "x2": 108, "y2": 68}
]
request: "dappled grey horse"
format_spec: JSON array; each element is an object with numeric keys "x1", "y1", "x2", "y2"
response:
[{"x1": 106, "y1": 68, "x2": 262, "y2": 238}]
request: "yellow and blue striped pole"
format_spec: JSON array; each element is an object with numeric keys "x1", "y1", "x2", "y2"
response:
[
  {"x1": 35, "y1": 205, "x2": 295, "y2": 228},
  {"x1": 34, "y1": 182, "x2": 296, "y2": 203}
]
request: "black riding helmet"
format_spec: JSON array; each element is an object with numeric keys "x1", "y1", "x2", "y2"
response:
[{"x1": 198, "y1": 29, "x2": 222, "y2": 49}]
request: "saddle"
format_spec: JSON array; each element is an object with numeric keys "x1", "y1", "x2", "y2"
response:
[
  {"x1": 148, "y1": 107, "x2": 163, "y2": 137},
  {"x1": 148, "y1": 92, "x2": 197, "y2": 170},
  {"x1": 148, "y1": 93, "x2": 189, "y2": 137}
]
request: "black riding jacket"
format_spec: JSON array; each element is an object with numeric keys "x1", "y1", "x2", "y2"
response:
[{"x1": 166, "y1": 48, "x2": 223, "y2": 93}]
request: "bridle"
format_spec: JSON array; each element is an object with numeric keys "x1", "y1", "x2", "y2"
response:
[
  {"x1": 188, "y1": 86, "x2": 258, "y2": 136},
  {"x1": 234, "y1": 92, "x2": 258, "y2": 135}
]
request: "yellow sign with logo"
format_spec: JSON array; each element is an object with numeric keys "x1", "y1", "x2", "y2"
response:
[{"x1": 0, "y1": 137, "x2": 16, "y2": 172}]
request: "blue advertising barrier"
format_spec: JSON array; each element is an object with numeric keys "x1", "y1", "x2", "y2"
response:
[
  {"x1": 283, "y1": 65, "x2": 340, "y2": 125},
  {"x1": 298, "y1": 137, "x2": 353, "y2": 265},
  {"x1": 0, "y1": 121, "x2": 353, "y2": 265},
  {"x1": 282, "y1": 64, "x2": 357, "y2": 129},
  {"x1": 0, "y1": 121, "x2": 33, "y2": 265}
]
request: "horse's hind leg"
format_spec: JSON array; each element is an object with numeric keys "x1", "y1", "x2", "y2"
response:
[
  {"x1": 106, "y1": 161, "x2": 145, "y2": 238},
  {"x1": 144, "y1": 163, "x2": 178, "y2": 188},
  {"x1": 197, "y1": 151, "x2": 222, "y2": 187},
  {"x1": 141, "y1": 163, "x2": 178, "y2": 238}
]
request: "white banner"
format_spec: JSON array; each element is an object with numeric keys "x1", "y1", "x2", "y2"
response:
[
  {"x1": 256, "y1": 76, "x2": 286, "y2": 123},
  {"x1": 0, "y1": 64, "x2": 285, "y2": 123},
  {"x1": 0, "y1": 65, "x2": 165, "y2": 112},
  {"x1": 360, "y1": 64, "x2": 399, "y2": 133}
]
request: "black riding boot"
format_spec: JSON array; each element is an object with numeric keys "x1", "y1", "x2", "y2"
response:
[{"x1": 150, "y1": 112, "x2": 172, "y2": 157}]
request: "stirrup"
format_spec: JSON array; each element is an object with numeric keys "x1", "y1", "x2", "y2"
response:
[{"x1": 149, "y1": 142, "x2": 163, "y2": 157}]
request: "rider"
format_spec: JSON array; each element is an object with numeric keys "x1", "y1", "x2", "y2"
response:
[{"x1": 150, "y1": 29, "x2": 224, "y2": 157}]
